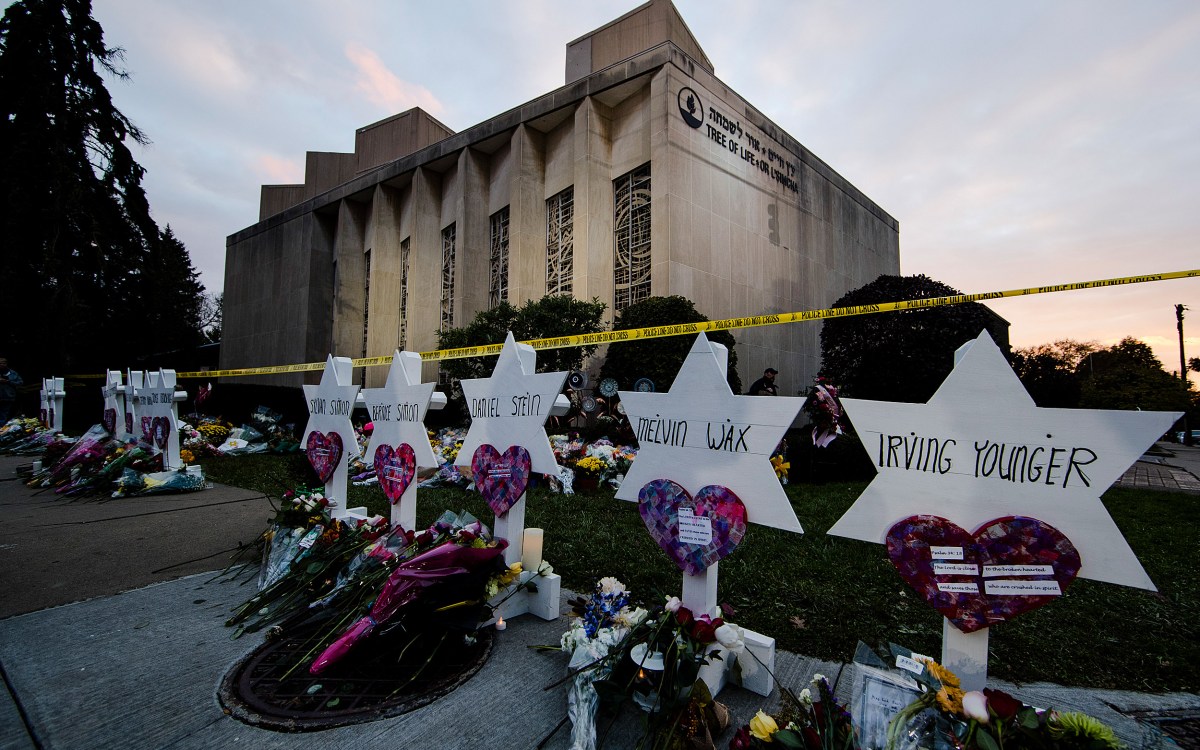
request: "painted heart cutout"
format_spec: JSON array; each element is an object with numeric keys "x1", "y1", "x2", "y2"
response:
[
  {"x1": 125, "y1": 412, "x2": 133, "y2": 435},
  {"x1": 102, "y1": 408, "x2": 117, "y2": 434},
  {"x1": 141, "y1": 416, "x2": 153, "y2": 443},
  {"x1": 375, "y1": 443, "x2": 416, "y2": 504},
  {"x1": 306, "y1": 431, "x2": 344, "y2": 483},
  {"x1": 887, "y1": 515, "x2": 1082, "y2": 633},
  {"x1": 472, "y1": 444, "x2": 532, "y2": 516},
  {"x1": 638, "y1": 479, "x2": 748, "y2": 575},
  {"x1": 152, "y1": 416, "x2": 171, "y2": 449}
]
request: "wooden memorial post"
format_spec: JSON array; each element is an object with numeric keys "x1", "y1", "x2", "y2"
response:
[
  {"x1": 828, "y1": 331, "x2": 1180, "y2": 690},
  {"x1": 616, "y1": 333, "x2": 805, "y2": 697},
  {"x1": 301, "y1": 356, "x2": 368, "y2": 522},
  {"x1": 42, "y1": 377, "x2": 65, "y2": 432},
  {"x1": 124, "y1": 369, "x2": 143, "y2": 438},
  {"x1": 456, "y1": 333, "x2": 568, "y2": 622},
  {"x1": 101, "y1": 370, "x2": 125, "y2": 436},
  {"x1": 139, "y1": 369, "x2": 187, "y2": 469},
  {"x1": 360, "y1": 350, "x2": 447, "y2": 531}
]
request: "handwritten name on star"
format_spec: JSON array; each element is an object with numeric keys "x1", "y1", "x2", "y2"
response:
[
  {"x1": 633, "y1": 415, "x2": 754, "y2": 454},
  {"x1": 873, "y1": 432, "x2": 1099, "y2": 489}
]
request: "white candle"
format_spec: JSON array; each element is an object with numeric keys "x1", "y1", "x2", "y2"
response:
[
  {"x1": 521, "y1": 528, "x2": 544, "y2": 570},
  {"x1": 495, "y1": 617, "x2": 506, "y2": 631}
]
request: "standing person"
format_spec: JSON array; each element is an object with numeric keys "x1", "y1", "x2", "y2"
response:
[
  {"x1": 0, "y1": 358, "x2": 23, "y2": 422},
  {"x1": 747, "y1": 367, "x2": 778, "y2": 396}
]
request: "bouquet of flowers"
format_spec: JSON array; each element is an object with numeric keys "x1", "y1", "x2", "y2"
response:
[
  {"x1": 227, "y1": 495, "x2": 390, "y2": 637},
  {"x1": 729, "y1": 673, "x2": 855, "y2": 750},
  {"x1": 307, "y1": 514, "x2": 509, "y2": 674},
  {"x1": 419, "y1": 427, "x2": 470, "y2": 488},
  {"x1": 884, "y1": 649, "x2": 1123, "y2": 750},
  {"x1": 803, "y1": 380, "x2": 847, "y2": 448},
  {"x1": 547, "y1": 582, "x2": 753, "y2": 750},
  {"x1": 111, "y1": 466, "x2": 206, "y2": 498},
  {"x1": 0, "y1": 418, "x2": 42, "y2": 451}
]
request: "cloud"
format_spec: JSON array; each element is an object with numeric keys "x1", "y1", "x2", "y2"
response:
[
  {"x1": 345, "y1": 42, "x2": 445, "y2": 117},
  {"x1": 253, "y1": 153, "x2": 303, "y2": 184}
]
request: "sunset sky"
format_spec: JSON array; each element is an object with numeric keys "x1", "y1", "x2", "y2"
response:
[{"x1": 87, "y1": 0, "x2": 1200, "y2": 381}]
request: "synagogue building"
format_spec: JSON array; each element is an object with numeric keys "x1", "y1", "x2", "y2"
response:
[{"x1": 221, "y1": 0, "x2": 901, "y2": 392}]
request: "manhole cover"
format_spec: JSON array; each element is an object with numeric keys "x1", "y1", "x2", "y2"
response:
[{"x1": 218, "y1": 622, "x2": 494, "y2": 732}]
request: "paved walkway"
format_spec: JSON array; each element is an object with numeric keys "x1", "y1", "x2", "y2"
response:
[
  {"x1": 1116, "y1": 442, "x2": 1200, "y2": 494},
  {"x1": 1, "y1": 454, "x2": 1197, "y2": 749}
]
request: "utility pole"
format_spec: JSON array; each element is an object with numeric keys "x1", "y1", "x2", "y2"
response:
[{"x1": 1178, "y1": 304, "x2": 1192, "y2": 446}]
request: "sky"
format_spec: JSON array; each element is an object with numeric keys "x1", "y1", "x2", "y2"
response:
[{"x1": 82, "y1": 0, "x2": 1200, "y2": 381}]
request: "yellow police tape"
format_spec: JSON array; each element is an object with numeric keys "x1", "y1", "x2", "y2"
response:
[{"x1": 67, "y1": 268, "x2": 1200, "y2": 380}]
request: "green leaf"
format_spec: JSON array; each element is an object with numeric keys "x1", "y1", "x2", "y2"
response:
[
  {"x1": 975, "y1": 728, "x2": 1000, "y2": 750},
  {"x1": 774, "y1": 729, "x2": 806, "y2": 748},
  {"x1": 1018, "y1": 707, "x2": 1040, "y2": 729}
]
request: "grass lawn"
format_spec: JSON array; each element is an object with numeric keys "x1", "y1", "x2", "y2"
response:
[{"x1": 200, "y1": 453, "x2": 1199, "y2": 692}]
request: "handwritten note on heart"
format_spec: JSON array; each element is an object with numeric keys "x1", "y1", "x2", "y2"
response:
[
  {"x1": 140, "y1": 416, "x2": 153, "y2": 443},
  {"x1": 472, "y1": 444, "x2": 532, "y2": 516},
  {"x1": 306, "y1": 431, "x2": 344, "y2": 483},
  {"x1": 375, "y1": 443, "x2": 416, "y2": 504},
  {"x1": 638, "y1": 479, "x2": 748, "y2": 575},
  {"x1": 102, "y1": 408, "x2": 117, "y2": 435},
  {"x1": 887, "y1": 514, "x2": 1082, "y2": 633}
]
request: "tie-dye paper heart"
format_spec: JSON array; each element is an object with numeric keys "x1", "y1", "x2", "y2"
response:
[
  {"x1": 102, "y1": 408, "x2": 118, "y2": 435},
  {"x1": 375, "y1": 443, "x2": 417, "y2": 504},
  {"x1": 141, "y1": 416, "x2": 153, "y2": 443},
  {"x1": 472, "y1": 444, "x2": 532, "y2": 516},
  {"x1": 887, "y1": 514, "x2": 1081, "y2": 633},
  {"x1": 306, "y1": 431, "x2": 344, "y2": 483},
  {"x1": 152, "y1": 416, "x2": 171, "y2": 449},
  {"x1": 638, "y1": 479, "x2": 749, "y2": 575}
]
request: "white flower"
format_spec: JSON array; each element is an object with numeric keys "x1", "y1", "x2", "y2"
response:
[
  {"x1": 962, "y1": 691, "x2": 990, "y2": 724},
  {"x1": 598, "y1": 576, "x2": 625, "y2": 595},
  {"x1": 799, "y1": 688, "x2": 813, "y2": 705},
  {"x1": 714, "y1": 622, "x2": 745, "y2": 652},
  {"x1": 664, "y1": 596, "x2": 682, "y2": 613},
  {"x1": 615, "y1": 606, "x2": 648, "y2": 628},
  {"x1": 538, "y1": 560, "x2": 555, "y2": 576}
]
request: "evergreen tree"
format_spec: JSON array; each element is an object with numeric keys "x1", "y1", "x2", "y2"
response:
[
  {"x1": 143, "y1": 225, "x2": 206, "y2": 355},
  {"x1": 0, "y1": 0, "x2": 204, "y2": 372}
]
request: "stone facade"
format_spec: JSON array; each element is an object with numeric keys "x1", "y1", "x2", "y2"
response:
[{"x1": 222, "y1": 0, "x2": 901, "y2": 392}]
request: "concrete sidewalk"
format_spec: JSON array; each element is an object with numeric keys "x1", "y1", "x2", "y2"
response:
[
  {"x1": 1, "y1": 455, "x2": 1197, "y2": 749},
  {"x1": 1116, "y1": 442, "x2": 1200, "y2": 494}
]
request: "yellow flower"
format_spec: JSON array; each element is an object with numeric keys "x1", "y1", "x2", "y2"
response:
[
  {"x1": 179, "y1": 449, "x2": 195, "y2": 464},
  {"x1": 920, "y1": 658, "x2": 965, "y2": 715},
  {"x1": 749, "y1": 710, "x2": 779, "y2": 741}
]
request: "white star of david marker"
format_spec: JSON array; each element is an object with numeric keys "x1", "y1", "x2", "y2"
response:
[
  {"x1": 362, "y1": 351, "x2": 440, "y2": 471},
  {"x1": 301, "y1": 355, "x2": 362, "y2": 461},
  {"x1": 827, "y1": 331, "x2": 1181, "y2": 591},
  {"x1": 455, "y1": 333, "x2": 568, "y2": 475},
  {"x1": 615, "y1": 333, "x2": 805, "y2": 533}
]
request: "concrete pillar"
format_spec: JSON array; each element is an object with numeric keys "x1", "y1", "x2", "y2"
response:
[
  {"x1": 507, "y1": 124, "x2": 546, "y2": 306},
  {"x1": 409, "y1": 168, "x2": 444, "y2": 382},
  {"x1": 330, "y1": 200, "x2": 368, "y2": 378},
  {"x1": 573, "y1": 97, "x2": 615, "y2": 311},
  {"x1": 458, "y1": 148, "x2": 491, "y2": 320},
  {"x1": 364, "y1": 184, "x2": 404, "y2": 387}
]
